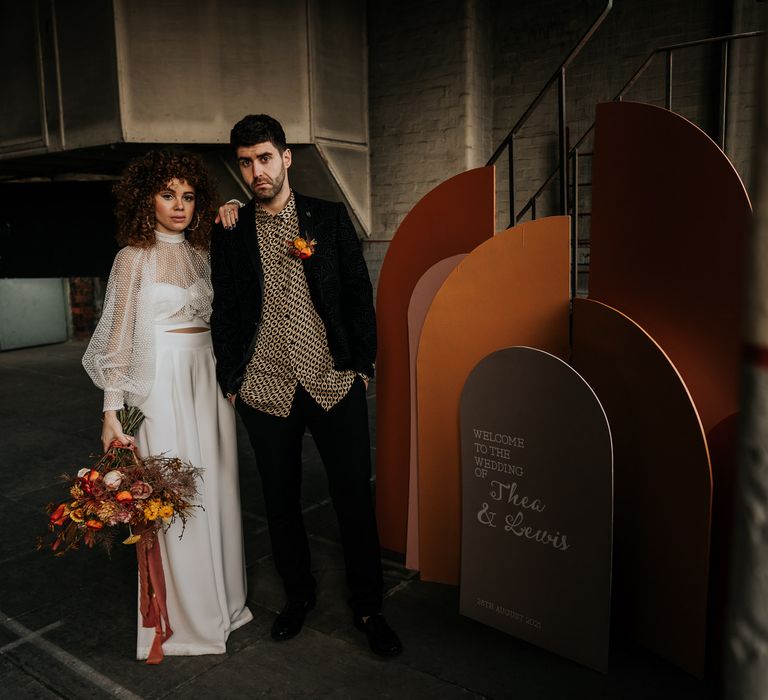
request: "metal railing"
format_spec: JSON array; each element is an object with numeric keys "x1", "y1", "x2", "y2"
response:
[
  {"x1": 491, "y1": 20, "x2": 763, "y2": 301},
  {"x1": 487, "y1": 0, "x2": 613, "y2": 224},
  {"x1": 616, "y1": 31, "x2": 764, "y2": 149},
  {"x1": 518, "y1": 30, "x2": 765, "y2": 222},
  {"x1": 486, "y1": 1, "x2": 612, "y2": 303},
  {"x1": 567, "y1": 30, "x2": 764, "y2": 295}
]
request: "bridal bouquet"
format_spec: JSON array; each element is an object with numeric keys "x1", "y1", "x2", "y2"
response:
[
  {"x1": 40, "y1": 407, "x2": 201, "y2": 556},
  {"x1": 40, "y1": 407, "x2": 200, "y2": 663}
]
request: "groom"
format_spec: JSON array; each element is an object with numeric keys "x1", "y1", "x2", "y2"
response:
[{"x1": 210, "y1": 114, "x2": 401, "y2": 657}]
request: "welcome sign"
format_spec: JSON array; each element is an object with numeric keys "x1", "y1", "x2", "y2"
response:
[{"x1": 459, "y1": 347, "x2": 613, "y2": 671}]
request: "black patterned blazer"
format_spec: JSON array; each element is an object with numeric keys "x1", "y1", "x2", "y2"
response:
[{"x1": 210, "y1": 191, "x2": 376, "y2": 396}]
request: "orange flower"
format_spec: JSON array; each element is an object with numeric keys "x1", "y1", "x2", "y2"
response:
[
  {"x1": 288, "y1": 236, "x2": 317, "y2": 260},
  {"x1": 50, "y1": 503, "x2": 69, "y2": 526},
  {"x1": 85, "y1": 519, "x2": 104, "y2": 530},
  {"x1": 115, "y1": 490, "x2": 134, "y2": 503}
]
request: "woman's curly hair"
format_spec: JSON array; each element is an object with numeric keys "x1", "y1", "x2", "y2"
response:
[{"x1": 113, "y1": 150, "x2": 218, "y2": 250}]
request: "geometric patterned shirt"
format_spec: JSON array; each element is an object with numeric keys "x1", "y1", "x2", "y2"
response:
[{"x1": 238, "y1": 191, "x2": 355, "y2": 417}]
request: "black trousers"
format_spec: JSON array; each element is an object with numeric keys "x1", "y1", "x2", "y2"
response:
[{"x1": 236, "y1": 378, "x2": 383, "y2": 617}]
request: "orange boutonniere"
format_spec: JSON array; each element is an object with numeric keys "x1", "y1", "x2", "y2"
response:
[{"x1": 288, "y1": 234, "x2": 317, "y2": 260}]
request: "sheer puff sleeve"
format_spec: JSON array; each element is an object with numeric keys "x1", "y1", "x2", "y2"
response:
[{"x1": 82, "y1": 246, "x2": 156, "y2": 412}]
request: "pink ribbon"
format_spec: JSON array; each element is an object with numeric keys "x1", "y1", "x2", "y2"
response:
[{"x1": 136, "y1": 526, "x2": 173, "y2": 664}]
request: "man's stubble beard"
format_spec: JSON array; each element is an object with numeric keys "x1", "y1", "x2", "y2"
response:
[{"x1": 250, "y1": 165, "x2": 286, "y2": 203}]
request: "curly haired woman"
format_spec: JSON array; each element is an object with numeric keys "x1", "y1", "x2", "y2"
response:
[{"x1": 83, "y1": 150, "x2": 252, "y2": 660}]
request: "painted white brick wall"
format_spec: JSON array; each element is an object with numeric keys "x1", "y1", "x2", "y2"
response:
[
  {"x1": 492, "y1": 0, "x2": 724, "y2": 228},
  {"x1": 367, "y1": 0, "x2": 762, "y2": 291},
  {"x1": 367, "y1": 0, "x2": 492, "y2": 291},
  {"x1": 727, "y1": 0, "x2": 766, "y2": 197}
]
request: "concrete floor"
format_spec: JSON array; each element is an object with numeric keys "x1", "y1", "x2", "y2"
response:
[{"x1": 0, "y1": 341, "x2": 715, "y2": 699}]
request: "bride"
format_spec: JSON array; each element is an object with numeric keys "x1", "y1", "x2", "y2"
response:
[{"x1": 82, "y1": 150, "x2": 252, "y2": 660}]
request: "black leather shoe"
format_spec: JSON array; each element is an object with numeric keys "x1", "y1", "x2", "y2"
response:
[
  {"x1": 271, "y1": 596, "x2": 316, "y2": 641},
  {"x1": 354, "y1": 613, "x2": 403, "y2": 657}
]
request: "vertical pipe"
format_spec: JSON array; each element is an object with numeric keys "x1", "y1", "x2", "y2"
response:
[
  {"x1": 665, "y1": 50, "x2": 673, "y2": 111},
  {"x1": 509, "y1": 136, "x2": 516, "y2": 226},
  {"x1": 49, "y1": 0, "x2": 66, "y2": 151},
  {"x1": 719, "y1": 41, "x2": 730, "y2": 151},
  {"x1": 726, "y1": 15, "x2": 768, "y2": 700},
  {"x1": 571, "y1": 149, "x2": 579, "y2": 302},
  {"x1": 558, "y1": 68, "x2": 568, "y2": 216}
]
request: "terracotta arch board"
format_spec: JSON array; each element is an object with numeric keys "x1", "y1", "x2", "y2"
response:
[
  {"x1": 571, "y1": 298, "x2": 711, "y2": 678},
  {"x1": 705, "y1": 411, "x2": 739, "y2": 674},
  {"x1": 376, "y1": 167, "x2": 496, "y2": 554},
  {"x1": 417, "y1": 217, "x2": 570, "y2": 584},
  {"x1": 406, "y1": 255, "x2": 467, "y2": 571},
  {"x1": 589, "y1": 101, "x2": 749, "y2": 436}
]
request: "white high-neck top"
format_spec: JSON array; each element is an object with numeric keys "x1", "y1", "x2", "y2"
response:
[
  {"x1": 83, "y1": 235, "x2": 213, "y2": 410},
  {"x1": 154, "y1": 230, "x2": 186, "y2": 244}
]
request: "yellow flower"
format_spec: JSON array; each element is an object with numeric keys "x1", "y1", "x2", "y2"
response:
[
  {"x1": 159, "y1": 504, "x2": 174, "y2": 519},
  {"x1": 143, "y1": 498, "x2": 162, "y2": 521},
  {"x1": 69, "y1": 508, "x2": 84, "y2": 523}
]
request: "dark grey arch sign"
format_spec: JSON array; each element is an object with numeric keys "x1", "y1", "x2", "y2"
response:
[{"x1": 459, "y1": 346, "x2": 613, "y2": 672}]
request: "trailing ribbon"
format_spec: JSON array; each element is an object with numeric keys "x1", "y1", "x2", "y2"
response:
[
  {"x1": 136, "y1": 524, "x2": 173, "y2": 664},
  {"x1": 109, "y1": 440, "x2": 173, "y2": 665}
]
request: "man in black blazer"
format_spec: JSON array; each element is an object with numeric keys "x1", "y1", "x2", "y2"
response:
[{"x1": 210, "y1": 114, "x2": 401, "y2": 657}]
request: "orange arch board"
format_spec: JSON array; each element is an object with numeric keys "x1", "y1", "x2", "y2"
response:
[
  {"x1": 417, "y1": 216, "x2": 570, "y2": 584},
  {"x1": 375, "y1": 167, "x2": 496, "y2": 554}
]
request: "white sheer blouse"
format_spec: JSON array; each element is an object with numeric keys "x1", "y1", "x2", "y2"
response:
[{"x1": 82, "y1": 232, "x2": 213, "y2": 411}]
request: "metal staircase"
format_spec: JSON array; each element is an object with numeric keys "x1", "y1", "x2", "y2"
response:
[{"x1": 487, "y1": 0, "x2": 763, "y2": 299}]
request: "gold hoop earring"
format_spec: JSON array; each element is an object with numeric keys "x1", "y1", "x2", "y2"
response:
[
  {"x1": 145, "y1": 216, "x2": 154, "y2": 231},
  {"x1": 187, "y1": 213, "x2": 201, "y2": 231}
]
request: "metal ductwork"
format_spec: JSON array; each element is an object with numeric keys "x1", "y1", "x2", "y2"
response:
[{"x1": 0, "y1": 0, "x2": 370, "y2": 233}]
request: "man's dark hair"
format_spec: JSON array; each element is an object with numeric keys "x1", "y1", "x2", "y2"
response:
[{"x1": 230, "y1": 114, "x2": 287, "y2": 153}]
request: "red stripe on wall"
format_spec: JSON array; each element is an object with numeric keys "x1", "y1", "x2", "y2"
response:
[{"x1": 744, "y1": 342, "x2": 768, "y2": 369}]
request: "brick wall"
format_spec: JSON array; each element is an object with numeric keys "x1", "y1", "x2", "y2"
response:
[
  {"x1": 69, "y1": 277, "x2": 100, "y2": 339},
  {"x1": 491, "y1": 0, "x2": 726, "y2": 226},
  {"x1": 367, "y1": 0, "x2": 760, "y2": 291},
  {"x1": 366, "y1": 0, "x2": 492, "y2": 291},
  {"x1": 727, "y1": 0, "x2": 766, "y2": 195}
]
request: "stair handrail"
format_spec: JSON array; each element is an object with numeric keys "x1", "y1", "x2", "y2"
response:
[
  {"x1": 616, "y1": 31, "x2": 764, "y2": 110},
  {"x1": 486, "y1": 0, "x2": 613, "y2": 225},
  {"x1": 487, "y1": 0, "x2": 613, "y2": 166},
  {"x1": 514, "y1": 29, "x2": 765, "y2": 226}
]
